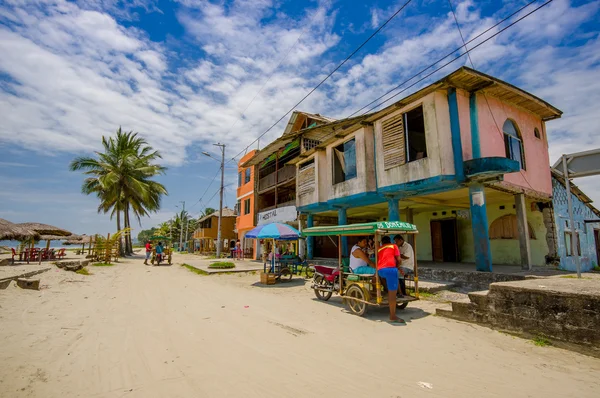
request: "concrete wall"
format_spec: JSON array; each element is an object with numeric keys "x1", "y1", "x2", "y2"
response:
[
  {"x1": 474, "y1": 94, "x2": 552, "y2": 196},
  {"x1": 236, "y1": 150, "x2": 257, "y2": 234},
  {"x1": 375, "y1": 92, "x2": 455, "y2": 190},
  {"x1": 552, "y1": 176, "x2": 600, "y2": 271},
  {"x1": 407, "y1": 199, "x2": 548, "y2": 266}
]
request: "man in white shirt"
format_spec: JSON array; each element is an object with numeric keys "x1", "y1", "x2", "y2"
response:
[
  {"x1": 394, "y1": 235, "x2": 414, "y2": 296},
  {"x1": 349, "y1": 237, "x2": 376, "y2": 274}
]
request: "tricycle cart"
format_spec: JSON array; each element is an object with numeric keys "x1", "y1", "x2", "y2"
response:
[
  {"x1": 149, "y1": 236, "x2": 172, "y2": 265},
  {"x1": 303, "y1": 221, "x2": 419, "y2": 316}
]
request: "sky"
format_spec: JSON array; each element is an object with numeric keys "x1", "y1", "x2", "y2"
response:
[{"x1": 0, "y1": 0, "x2": 599, "y2": 237}]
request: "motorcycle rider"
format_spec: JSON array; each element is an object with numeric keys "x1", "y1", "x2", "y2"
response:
[{"x1": 155, "y1": 241, "x2": 164, "y2": 265}]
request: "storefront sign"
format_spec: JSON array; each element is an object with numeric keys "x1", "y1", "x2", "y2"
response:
[{"x1": 257, "y1": 205, "x2": 297, "y2": 225}]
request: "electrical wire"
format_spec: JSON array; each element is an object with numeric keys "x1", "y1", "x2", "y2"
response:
[{"x1": 228, "y1": 0, "x2": 416, "y2": 163}]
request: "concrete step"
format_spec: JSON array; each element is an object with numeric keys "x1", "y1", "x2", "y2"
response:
[
  {"x1": 419, "y1": 280, "x2": 457, "y2": 293},
  {"x1": 468, "y1": 290, "x2": 490, "y2": 309}
]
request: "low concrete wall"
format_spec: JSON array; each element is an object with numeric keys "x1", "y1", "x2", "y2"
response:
[
  {"x1": 419, "y1": 267, "x2": 527, "y2": 290},
  {"x1": 438, "y1": 278, "x2": 600, "y2": 356}
]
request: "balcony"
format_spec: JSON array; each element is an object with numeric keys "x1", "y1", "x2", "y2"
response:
[{"x1": 258, "y1": 165, "x2": 296, "y2": 193}]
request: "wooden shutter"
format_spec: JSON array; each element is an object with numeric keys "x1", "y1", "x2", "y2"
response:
[
  {"x1": 298, "y1": 163, "x2": 315, "y2": 197},
  {"x1": 381, "y1": 114, "x2": 406, "y2": 170}
]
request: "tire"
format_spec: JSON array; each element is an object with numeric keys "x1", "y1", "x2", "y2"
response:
[
  {"x1": 279, "y1": 267, "x2": 293, "y2": 282},
  {"x1": 397, "y1": 302, "x2": 409, "y2": 310},
  {"x1": 313, "y1": 275, "x2": 333, "y2": 301},
  {"x1": 304, "y1": 266, "x2": 315, "y2": 279},
  {"x1": 345, "y1": 285, "x2": 368, "y2": 316}
]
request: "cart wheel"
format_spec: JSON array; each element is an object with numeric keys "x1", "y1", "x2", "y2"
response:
[
  {"x1": 313, "y1": 275, "x2": 333, "y2": 301},
  {"x1": 346, "y1": 285, "x2": 368, "y2": 316},
  {"x1": 304, "y1": 266, "x2": 315, "y2": 279},
  {"x1": 397, "y1": 302, "x2": 409, "y2": 310},
  {"x1": 279, "y1": 267, "x2": 293, "y2": 282}
]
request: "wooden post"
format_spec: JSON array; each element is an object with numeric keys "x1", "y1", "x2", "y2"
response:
[
  {"x1": 88, "y1": 236, "x2": 92, "y2": 255},
  {"x1": 106, "y1": 233, "x2": 111, "y2": 263},
  {"x1": 375, "y1": 232, "x2": 381, "y2": 304},
  {"x1": 338, "y1": 235, "x2": 343, "y2": 295}
]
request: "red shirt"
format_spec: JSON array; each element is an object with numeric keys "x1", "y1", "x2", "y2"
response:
[
  {"x1": 377, "y1": 244, "x2": 399, "y2": 269},
  {"x1": 145, "y1": 243, "x2": 152, "y2": 252}
]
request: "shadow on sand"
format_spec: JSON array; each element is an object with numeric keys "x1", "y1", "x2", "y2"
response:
[{"x1": 251, "y1": 278, "x2": 308, "y2": 289}]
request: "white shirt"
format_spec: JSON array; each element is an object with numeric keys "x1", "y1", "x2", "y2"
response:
[
  {"x1": 349, "y1": 244, "x2": 368, "y2": 272},
  {"x1": 399, "y1": 241, "x2": 414, "y2": 270}
]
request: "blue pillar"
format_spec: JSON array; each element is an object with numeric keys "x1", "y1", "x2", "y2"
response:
[
  {"x1": 469, "y1": 183, "x2": 492, "y2": 272},
  {"x1": 307, "y1": 213, "x2": 314, "y2": 260},
  {"x1": 338, "y1": 208, "x2": 348, "y2": 257},
  {"x1": 448, "y1": 88, "x2": 465, "y2": 182},
  {"x1": 469, "y1": 92, "x2": 481, "y2": 159},
  {"x1": 387, "y1": 197, "x2": 400, "y2": 222}
]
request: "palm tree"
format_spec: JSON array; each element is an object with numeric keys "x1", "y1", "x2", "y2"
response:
[{"x1": 70, "y1": 128, "x2": 168, "y2": 255}]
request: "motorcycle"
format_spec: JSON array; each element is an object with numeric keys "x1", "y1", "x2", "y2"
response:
[{"x1": 311, "y1": 265, "x2": 341, "y2": 301}]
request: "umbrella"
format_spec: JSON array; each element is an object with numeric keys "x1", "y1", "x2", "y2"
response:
[
  {"x1": 246, "y1": 223, "x2": 300, "y2": 240},
  {"x1": 17, "y1": 222, "x2": 71, "y2": 236},
  {"x1": 0, "y1": 218, "x2": 39, "y2": 241}
]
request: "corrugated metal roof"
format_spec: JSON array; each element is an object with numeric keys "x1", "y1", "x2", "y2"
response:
[{"x1": 197, "y1": 207, "x2": 237, "y2": 223}]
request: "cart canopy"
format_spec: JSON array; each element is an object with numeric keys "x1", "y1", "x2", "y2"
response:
[{"x1": 302, "y1": 221, "x2": 417, "y2": 237}]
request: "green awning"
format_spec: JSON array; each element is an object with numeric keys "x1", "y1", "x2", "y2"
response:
[
  {"x1": 261, "y1": 138, "x2": 300, "y2": 167},
  {"x1": 302, "y1": 221, "x2": 418, "y2": 237}
]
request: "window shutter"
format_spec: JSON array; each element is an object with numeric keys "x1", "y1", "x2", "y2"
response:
[
  {"x1": 381, "y1": 114, "x2": 406, "y2": 170},
  {"x1": 298, "y1": 163, "x2": 315, "y2": 197}
]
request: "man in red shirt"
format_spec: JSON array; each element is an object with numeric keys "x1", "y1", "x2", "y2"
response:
[
  {"x1": 144, "y1": 240, "x2": 152, "y2": 265},
  {"x1": 377, "y1": 236, "x2": 404, "y2": 323}
]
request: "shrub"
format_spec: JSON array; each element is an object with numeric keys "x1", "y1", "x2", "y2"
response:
[{"x1": 208, "y1": 261, "x2": 235, "y2": 269}]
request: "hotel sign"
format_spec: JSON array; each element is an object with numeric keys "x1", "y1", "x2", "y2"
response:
[{"x1": 257, "y1": 205, "x2": 297, "y2": 225}]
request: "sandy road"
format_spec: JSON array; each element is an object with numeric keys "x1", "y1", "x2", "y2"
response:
[{"x1": 0, "y1": 256, "x2": 599, "y2": 398}]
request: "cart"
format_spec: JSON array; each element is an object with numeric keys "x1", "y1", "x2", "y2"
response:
[
  {"x1": 149, "y1": 236, "x2": 172, "y2": 265},
  {"x1": 303, "y1": 221, "x2": 419, "y2": 316}
]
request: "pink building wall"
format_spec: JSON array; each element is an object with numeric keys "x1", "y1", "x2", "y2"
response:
[
  {"x1": 471, "y1": 93, "x2": 552, "y2": 196},
  {"x1": 456, "y1": 89, "x2": 473, "y2": 161}
]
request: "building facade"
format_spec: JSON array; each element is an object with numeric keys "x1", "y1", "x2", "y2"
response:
[
  {"x1": 551, "y1": 171, "x2": 600, "y2": 271},
  {"x1": 292, "y1": 67, "x2": 563, "y2": 271},
  {"x1": 192, "y1": 208, "x2": 237, "y2": 254},
  {"x1": 236, "y1": 150, "x2": 258, "y2": 258}
]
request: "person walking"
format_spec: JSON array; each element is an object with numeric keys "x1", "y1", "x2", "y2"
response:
[{"x1": 144, "y1": 240, "x2": 152, "y2": 265}]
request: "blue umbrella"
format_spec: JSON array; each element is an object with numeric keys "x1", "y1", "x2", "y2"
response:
[{"x1": 246, "y1": 223, "x2": 300, "y2": 240}]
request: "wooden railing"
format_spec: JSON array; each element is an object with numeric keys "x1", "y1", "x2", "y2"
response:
[{"x1": 258, "y1": 165, "x2": 296, "y2": 192}]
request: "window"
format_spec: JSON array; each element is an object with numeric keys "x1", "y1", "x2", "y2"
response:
[
  {"x1": 333, "y1": 138, "x2": 357, "y2": 184},
  {"x1": 534, "y1": 128, "x2": 541, "y2": 139},
  {"x1": 244, "y1": 168, "x2": 251, "y2": 184},
  {"x1": 503, "y1": 120, "x2": 526, "y2": 170},
  {"x1": 238, "y1": 171, "x2": 242, "y2": 187},
  {"x1": 565, "y1": 231, "x2": 581, "y2": 257},
  {"x1": 244, "y1": 199, "x2": 251, "y2": 215},
  {"x1": 201, "y1": 218, "x2": 212, "y2": 229},
  {"x1": 236, "y1": 200, "x2": 241, "y2": 215},
  {"x1": 405, "y1": 105, "x2": 427, "y2": 162}
]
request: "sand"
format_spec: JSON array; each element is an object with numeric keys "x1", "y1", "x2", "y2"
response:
[{"x1": 1, "y1": 255, "x2": 599, "y2": 398}]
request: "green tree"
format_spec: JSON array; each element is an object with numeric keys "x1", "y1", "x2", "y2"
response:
[
  {"x1": 137, "y1": 227, "x2": 157, "y2": 244},
  {"x1": 70, "y1": 128, "x2": 168, "y2": 255}
]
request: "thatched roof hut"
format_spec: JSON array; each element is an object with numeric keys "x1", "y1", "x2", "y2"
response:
[
  {"x1": 17, "y1": 222, "x2": 71, "y2": 236},
  {"x1": 64, "y1": 234, "x2": 96, "y2": 245},
  {"x1": 39, "y1": 234, "x2": 73, "y2": 241},
  {"x1": 0, "y1": 218, "x2": 39, "y2": 240}
]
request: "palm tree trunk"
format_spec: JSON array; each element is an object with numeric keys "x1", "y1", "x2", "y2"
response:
[
  {"x1": 125, "y1": 204, "x2": 133, "y2": 255},
  {"x1": 117, "y1": 209, "x2": 124, "y2": 256}
]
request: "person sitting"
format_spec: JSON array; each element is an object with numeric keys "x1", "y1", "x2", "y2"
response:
[
  {"x1": 349, "y1": 236, "x2": 376, "y2": 275},
  {"x1": 155, "y1": 242, "x2": 164, "y2": 263},
  {"x1": 377, "y1": 236, "x2": 404, "y2": 323}
]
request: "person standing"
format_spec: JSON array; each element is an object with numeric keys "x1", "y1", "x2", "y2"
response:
[
  {"x1": 144, "y1": 240, "x2": 152, "y2": 265},
  {"x1": 377, "y1": 236, "x2": 404, "y2": 323}
]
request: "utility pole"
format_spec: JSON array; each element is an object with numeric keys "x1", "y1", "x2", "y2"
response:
[
  {"x1": 179, "y1": 201, "x2": 185, "y2": 252},
  {"x1": 215, "y1": 143, "x2": 226, "y2": 258}
]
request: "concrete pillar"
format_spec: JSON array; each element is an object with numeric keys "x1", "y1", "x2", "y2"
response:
[
  {"x1": 469, "y1": 184, "x2": 492, "y2": 272},
  {"x1": 338, "y1": 208, "x2": 348, "y2": 257},
  {"x1": 387, "y1": 198, "x2": 400, "y2": 222},
  {"x1": 406, "y1": 207, "x2": 415, "y2": 248},
  {"x1": 515, "y1": 193, "x2": 532, "y2": 270},
  {"x1": 307, "y1": 213, "x2": 314, "y2": 260}
]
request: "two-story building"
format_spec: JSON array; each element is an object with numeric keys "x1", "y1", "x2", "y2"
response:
[
  {"x1": 192, "y1": 208, "x2": 237, "y2": 254},
  {"x1": 291, "y1": 67, "x2": 562, "y2": 272},
  {"x1": 236, "y1": 150, "x2": 258, "y2": 258}
]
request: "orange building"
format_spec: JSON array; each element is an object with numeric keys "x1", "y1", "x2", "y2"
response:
[{"x1": 236, "y1": 150, "x2": 258, "y2": 259}]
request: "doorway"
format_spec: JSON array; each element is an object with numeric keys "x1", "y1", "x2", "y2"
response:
[
  {"x1": 594, "y1": 229, "x2": 600, "y2": 266},
  {"x1": 431, "y1": 219, "x2": 459, "y2": 262}
]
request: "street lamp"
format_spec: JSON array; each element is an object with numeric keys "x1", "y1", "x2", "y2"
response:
[{"x1": 202, "y1": 143, "x2": 226, "y2": 258}]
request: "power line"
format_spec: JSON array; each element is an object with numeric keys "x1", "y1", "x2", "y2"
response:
[
  {"x1": 348, "y1": 0, "x2": 544, "y2": 117},
  {"x1": 446, "y1": 0, "x2": 540, "y2": 192},
  {"x1": 228, "y1": 0, "x2": 416, "y2": 164},
  {"x1": 189, "y1": 166, "x2": 221, "y2": 211}
]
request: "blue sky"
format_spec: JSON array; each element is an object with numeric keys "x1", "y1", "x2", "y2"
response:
[{"x1": 1, "y1": 0, "x2": 599, "y2": 237}]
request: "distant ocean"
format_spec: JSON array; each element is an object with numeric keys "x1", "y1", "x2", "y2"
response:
[{"x1": 0, "y1": 240, "x2": 74, "y2": 249}]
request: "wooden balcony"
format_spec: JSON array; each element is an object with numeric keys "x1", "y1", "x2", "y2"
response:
[{"x1": 258, "y1": 165, "x2": 296, "y2": 193}]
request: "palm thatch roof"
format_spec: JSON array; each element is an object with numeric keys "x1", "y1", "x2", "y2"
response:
[
  {"x1": 64, "y1": 234, "x2": 96, "y2": 245},
  {"x1": 0, "y1": 218, "x2": 39, "y2": 240},
  {"x1": 39, "y1": 234, "x2": 73, "y2": 241},
  {"x1": 17, "y1": 222, "x2": 72, "y2": 236}
]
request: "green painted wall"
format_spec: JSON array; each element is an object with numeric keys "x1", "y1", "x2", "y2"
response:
[{"x1": 407, "y1": 199, "x2": 548, "y2": 266}]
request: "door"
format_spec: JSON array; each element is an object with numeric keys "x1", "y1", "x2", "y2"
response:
[
  {"x1": 595, "y1": 230, "x2": 600, "y2": 266},
  {"x1": 431, "y1": 221, "x2": 444, "y2": 262}
]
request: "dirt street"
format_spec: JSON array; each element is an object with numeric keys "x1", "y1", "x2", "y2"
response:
[{"x1": 1, "y1": 256, "x2": 599, "y2": 398}]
